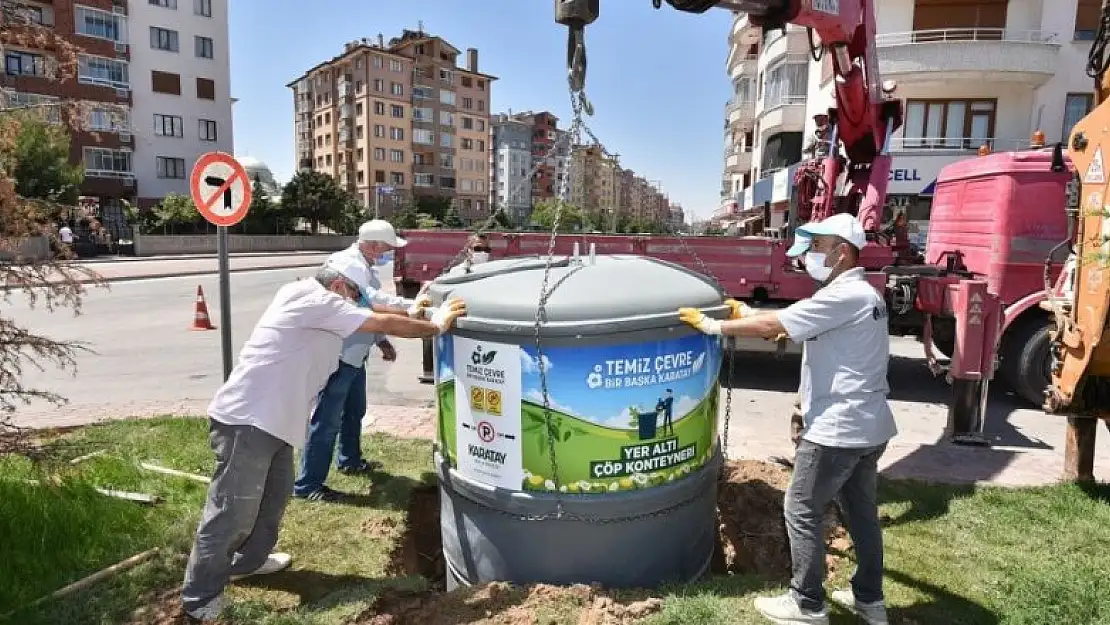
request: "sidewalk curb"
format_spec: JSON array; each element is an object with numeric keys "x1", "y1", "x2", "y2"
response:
[
  {"x1": 75, "y1": 252, "x2": 337, "y2": 264},
  {"x1": 85, "y1": 262, "x2": 324, "y2": 284}
]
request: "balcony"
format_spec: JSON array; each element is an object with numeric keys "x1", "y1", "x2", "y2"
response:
[
  {"x1": 875, "y1": 29, "x2": 1060, "y2": 86},
  {"x1": 730, "y1": 12, "x2": 759, "y2": 46},
  {"x1": 727, "y1": 50, "x2": 758, "y2": 78},
  {"x1": 726, "y1": 99, "x2": 756, "y2": 128},
  {"x1": 724, "y1": 145, "x2": 753, "y2": 173},
  {"x1": 757, "y1": 94, "x2": 806, "y2": 135},
  {"x1": 888, "y1": 136, "x2": 1031, "y2": 153}
]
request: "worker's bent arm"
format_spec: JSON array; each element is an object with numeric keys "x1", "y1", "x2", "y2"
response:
[
  {"x1": 720, "y1": 311, "x2": 788, "y2": 340},
  {"x1": 356, "y1": 314, "x2": 439, "y2": 338},
  {"x1": 371, "y1": 303, "x2": 409, "y2": 316}
]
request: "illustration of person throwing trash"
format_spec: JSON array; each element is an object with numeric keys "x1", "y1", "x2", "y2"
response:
[{"x1": 659, "y1": 389, "x2": 675, "y2": 436}]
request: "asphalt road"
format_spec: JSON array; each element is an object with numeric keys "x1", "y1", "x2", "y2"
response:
[{"x1": 7, "y1": 263, "x2": 1110, "y2": 484}]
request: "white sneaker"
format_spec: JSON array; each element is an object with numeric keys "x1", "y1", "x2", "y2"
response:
[
  {"x1": 229, "y1": 552, "x2": 292, "y2": 581},
  {"x1": 753, "y1": 593, "x2": 830, "y2": 624},
  {"x1": 830, "y1": 589, "x2": 890, "y2": 625},
  {"x1": 184, "y1": 594, "x2": 224, "y2": 621}
]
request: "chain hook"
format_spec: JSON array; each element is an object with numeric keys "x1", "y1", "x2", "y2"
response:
[{"x1": 567, "y1": 25, "x2": 587, "y2": 93}]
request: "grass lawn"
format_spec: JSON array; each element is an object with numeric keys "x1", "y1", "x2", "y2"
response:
[{"x1": 2, "y1": 417, "x2": 1110, "y2": 624}]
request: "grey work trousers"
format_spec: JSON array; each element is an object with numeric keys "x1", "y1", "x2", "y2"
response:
[
  {"x1": 181, "y1": 420, "x2": 295, "y2": 614},
  {"x1": 785, "y1": 439, "x2": 887, "y2": 611}
]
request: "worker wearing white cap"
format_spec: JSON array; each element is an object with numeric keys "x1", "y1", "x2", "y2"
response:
[
  {"x1": 293, "y1": 220, "x2": 430, "y2": 503},
  {"x1": 677, "y1": 212, "x2": 896, "y2": 625}
]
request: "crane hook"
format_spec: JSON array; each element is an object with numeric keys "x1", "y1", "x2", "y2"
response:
[{"x1": 555, "y1": 0, "x2": 599, "y2": 93}]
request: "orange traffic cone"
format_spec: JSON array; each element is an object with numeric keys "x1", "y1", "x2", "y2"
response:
[{"x1": 191, "y1": 285, "x2": 216, "y2": 331}]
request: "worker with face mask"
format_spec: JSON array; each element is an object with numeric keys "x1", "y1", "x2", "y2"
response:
[{"x1": 677, "y1": 212, "x2": 896, "y2": 625}]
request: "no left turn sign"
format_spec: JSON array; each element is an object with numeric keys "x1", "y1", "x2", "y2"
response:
[{"x1": 190, "y1": 151, "x2": 253, "y2": 227}]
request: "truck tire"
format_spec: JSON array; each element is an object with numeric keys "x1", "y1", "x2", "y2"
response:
[
  {"x1": 1000, "y1": 318, "x2": 1052, "y2": 407},
  {"x1": 930, "y1": 318, "x2": 955, "y2": 360}
]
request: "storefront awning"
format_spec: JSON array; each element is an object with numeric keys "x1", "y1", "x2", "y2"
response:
[{"x1": 751, "y1": 162, "x2": 802, "y2": 206}]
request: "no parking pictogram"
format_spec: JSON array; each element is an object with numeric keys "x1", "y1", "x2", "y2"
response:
[
  {"x1": 476, "y1": 421, "x2": 496, "y2": 443},
  {"x1": 190, "y1": 152, "x2": 253, "y2": 227}
]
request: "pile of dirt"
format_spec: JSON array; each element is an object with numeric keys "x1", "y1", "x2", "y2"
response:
[
  {"x1": 356, "y1": 583, "x2": 662, "y2": 625},
  {"x1": 712, "y1": 459, "x2": 849, "y2": 579},
  {"x1": 127, "y1": 590, "x2": 216, "y2": 625}
]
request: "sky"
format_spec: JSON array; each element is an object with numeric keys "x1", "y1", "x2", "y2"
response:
[{"x1": 228, "y1": 0, "x2": 734, "y2": 221}]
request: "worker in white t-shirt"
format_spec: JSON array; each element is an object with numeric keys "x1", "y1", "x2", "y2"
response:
[
  {"x1": 678, "y1": 213, "x2": 896, "y2": 625},
  {"x1": 180, "y1": 265, "x2": 466, "y2": 622},
  {"x1": 58, "y1": 223, "x2": 74, "y2": 245}
]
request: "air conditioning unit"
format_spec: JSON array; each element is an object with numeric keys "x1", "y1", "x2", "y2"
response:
[
  {"x1": 115, "y1": 88, "x2": 130, "y2": 99},
  {"x1": 122, "y1": 177, "x2": 135, "y2": 187},
  {"x1": 114, "y1": 42, "x2": 128, "y2": 54},
  {"x1": 119, "y1": 132, "x2": 132, "y2": 143}
]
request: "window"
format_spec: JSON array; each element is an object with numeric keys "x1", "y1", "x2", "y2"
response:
[
  {"x1": 5, "y1": 91, "x2": 60, "y2": 123},
  {"x1": 374, "y1": 147, "x2": 385, "y2": 161},
  {"x1": 413, "y1": 85, "x2": 434, "y2": 100},
  {"x1": 156, "y1": 156, "x2": 187, "y2": 178},
  {"x1": 462, "y1": 117, "x2": 473, "y2": 130},
  {"x1": 75, "y1": 7, "x2": 123, "y2": 41},
  {"x1": 439, "y1": 176, "x2": 456, "y2": 189},
  {"x1": 83, "y1": 147, "x2": 132, "y2": 176},
  {"x1": 440, "y1": 69, "x2": 453, "y2": 84},
  {"x1": 462, "y1": 97, "x2": 473, "y2": 109},
  {"x1": 461, "y1": 138, "x2": 474, "y2": 150},
  {"x1": 373, "y1": 78, "x2": 384, "y2": 92},
  {"x1": 461, "y1": 76, "x2": 472, "y2": 88},
  {"x1": 389, "y1": 59, "x2": 403, "y2": 72},
  {"x1": 391, "y1": 104, "x2": 403, "y2": 118},
  {"x1": 478, "y1": 79, "x2": 485, "y2": 91},
  {"x1": 150, "y1": 69, "x2": 179, "y2": 94},
  {"x1": 1063, "y1": 94, "x2": 1094, "y2": 140},
  {"x1": 150, "y1": 27, "x2": 179, "y2": 52},
  {"x1": 196, "y1": 77, "x2": 215, "y2": 99},
  {"x1": 80, "y1": 55, "x2": 129, "y2": 89},
  {"x1": 5, "y1": 50, "x2": 46, "y2": 77},
  {"x1": 478, "y1": 100, "x2": 485, "y2": 112},
  {"x1": 413, "y1": 106, "x2": 433, "y2": 122},
  {"x1": 195, "y1": 36, "x2": 213, "y2": 59},
  {"x1": 439, "y1": 153, "x2": 454, "y2": 168},
  {"x1": 356, "y1": 125, "x2": 364, "y2": 139},
  {"x1": 154, "y1": 113, "x2": 182, "y2": 137},
  {"x1": 355, "y1": 102, "x2": 363, "y2": 116},
  {"x1": 413, "y1": 129, "x2": 434, "y2": 145},
  {"x1": 6, "y1": 1, "x2": 47, "y2": 25},
  {"x1": 374, "y1": 170, "x2": 385, "y2": 183},
  {"x1": 391, "y1": 82, "x2": 403, "y2": 96},
  {"x1": 374, "y1": 101, "x2": 385, "y2": 115},
  {"x1": 199, "y1": 119, "x2": 217, "y2": 141},
  {"x1": 478, "y1": 120, "x2": 486, "y2": 132},
  {"x1": 390, "y1": 172, "x2": 404, "y2": 185},
  {"x1": 149, "y1": 0, "x2": 176, "y2": 7},
  {"x1": 357, "y1": 170, "x2": 365, "y2": 184},
  {"x1": 440, "y1": 90, "x2": 456, "y2": 105},
  {"x1": 373, "y1": 124, "x2": 385, "y2": 138},
  {"x1": 477, "y1": 140, "x2": 485, "y2": 152},
  {"x1": 86, "y1": 106, "x2": 123, "y2": 131},
  {"x1": 373, "y1": 55, "x2": 383, "y2": 69},
  {"x1": 415, "y1": 173, "x2": 435, "y2": 187},
  {"x1": 440, "y1": 111, "x2": 454, "y2": 126},
  {"x1": 390, "y1": 126, "x2": 404, "y2": 140},
  {"x1": 902, "y1": 99, "x2": 995, "y2": 149},
  {"x1": 440, "y1": 132, "x2": 454, "y2": 148},
  {"x1": 194, "y1": 0, "x2": 211, "y2": 16},
  {"x1": 763, "y1": 61, "x2": 808, "y2": 108},
  {"x1": 390, "y1": 149, "x2": 404, "y2": 163}
]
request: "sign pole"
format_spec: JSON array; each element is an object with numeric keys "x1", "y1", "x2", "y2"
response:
[
  {"x1": 374, "y1": 184, "x2": 381, "y2": 219},
  {"x1": 216, "y1": 224, "x2": 232, "y2": 380},
  {"x1": 190, "y1": 151, "x2": 253, "y2": 382}
]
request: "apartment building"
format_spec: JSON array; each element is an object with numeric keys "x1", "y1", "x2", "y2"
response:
[
  {"x1": 569, "y1": 144, "x2": 620, "y2": 214},
  {"x1": 289, "y1": 30, "x2": 495, "y2": 223},
  {"x1": 130, "y1": 0, "x2": 233, "y2": 208},
  {"x1": 490, "y1": 113, "x2": 532, "y2": 224},
  {"x1": 489, "y1": 109, "x2": 562, "y2": 225},
  {"x1": 0, "y1": 0, "x2": 232, "y2": 239},
  {"x1": 718, "y1": 0, "x2": 1097, "y2": 244}
]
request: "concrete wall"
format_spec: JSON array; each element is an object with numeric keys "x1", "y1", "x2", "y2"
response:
[
  {"x1": 133, "y1": 234, "x2": 356, "y2": 256},
  {"x1": 0, "y1": 236, "x2": 51, "y2": 262}
]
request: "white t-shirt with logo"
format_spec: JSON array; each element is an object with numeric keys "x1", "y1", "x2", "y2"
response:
[
  {"x1": 207, "y1": 279, "x2": 374, "y2": 448},
  {"x1": 777, "y1": 267, "x2": 897, "y2": 448},
  {"x1": 58, "y1": 226, "x2": 73, "y2": 243}
]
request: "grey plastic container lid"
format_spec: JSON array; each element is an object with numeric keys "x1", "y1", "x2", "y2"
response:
[{"x1": 427, "y1": 254, "x2": 728, "y2": 337}]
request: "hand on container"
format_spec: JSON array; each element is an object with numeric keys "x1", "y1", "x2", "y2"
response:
[
  {"x1": 724, "y1": 298, "x2": 753, "y2": 320},
  {"x1": 408, "y1": 293, "x2": 433, "y2": 318},
  {"x1": 431, "y1": 297, "x2": 467, "y2": 333},
  {"x1": 677, "y1": 307, "x2": 722, "y2": 335}
]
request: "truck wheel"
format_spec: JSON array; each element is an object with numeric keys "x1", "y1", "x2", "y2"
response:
[
  {"x1": 930, "y1": 318, "x2": 955, "y2": 360},
  {"x1": 1001, "y1": 318, "x2": 1052, "y2": 407}
]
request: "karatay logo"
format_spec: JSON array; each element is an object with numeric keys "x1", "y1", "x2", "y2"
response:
[{"x1": 471, "y1": 345, "x2": 497, "y2": 366}]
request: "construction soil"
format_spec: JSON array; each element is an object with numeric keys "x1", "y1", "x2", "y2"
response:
[{"x1": 127, "y1": 460, "x2": 850, "y2": 625}]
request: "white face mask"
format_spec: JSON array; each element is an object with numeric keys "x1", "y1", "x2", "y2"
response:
[
  {"x1": 804, "y1": 250, "x2": 833, "y2": 282},
  {"x1": 470, "y1": 251, "x2": 490, "y2": 264}
]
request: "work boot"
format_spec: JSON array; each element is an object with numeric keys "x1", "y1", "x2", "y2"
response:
[
  {"x1": 830, "y1": 589, "x2": 889, "y2": 625},
  {"x1": 753, "y1": 593, "x2": 829, "y2": 624},
  {"x1": 183, "y1": 594, "x2": 224, "y2": 622}
]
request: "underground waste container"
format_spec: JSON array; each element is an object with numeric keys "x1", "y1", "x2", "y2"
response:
[{"x1": 427, "y1": 253, "x2": 730, "y2": 590}]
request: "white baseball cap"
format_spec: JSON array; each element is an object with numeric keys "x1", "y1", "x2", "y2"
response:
[
  {"x1": 325, "y1": 254, "x2": 371, "y2": 297},
  {"x1": 786, "y1": 213, "x2": 867, "y2": 257},
  {"x1": 358, "y1": 219, "x2": 407, "y2": 247}
]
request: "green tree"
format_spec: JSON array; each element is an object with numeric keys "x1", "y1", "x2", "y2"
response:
[
  {"x1": 441, "y1": 206, "x2": 464, "y2": 228},
  {"x1": 280, "y1": 170, "x2": 347, "y2": 234},
  {"x1": 12, "y1": 113, "x2": 83, "y2": 208},
  {"x1": 531, "y1": 199, "x2": 587, "y2": 233},
  {"x1": 414, "y1": 195, "x2": 451, "y2": 221},
  {"x1": 389, "y1": 207, "x2": 420, "y2": 229},
  {"x1": 238, "y1": 179, "x2": 288, "y2": 234},
  {"x1": 490, "y1": 209, "x2": 513, "y2": 230},
  {"x1": 153, "y1": 193, "x2": 205, "y2": 233}
]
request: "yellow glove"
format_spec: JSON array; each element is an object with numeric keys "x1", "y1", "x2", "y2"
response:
[
  {"x1": 724, "y1": 298, "x2": 753, "y2": 320},
  {"x1": 678, "y1": 307, "x2": 723, "y2": 335},
  {"x1": 407, "y1": 293, "x2": 433, "y2": 318},
  {"x1": 431, "y1": 297, "x2": 467, "y2": 333}
]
